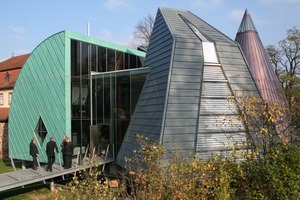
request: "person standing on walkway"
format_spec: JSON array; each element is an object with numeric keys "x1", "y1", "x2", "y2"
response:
[
  {"x1": 29, "y1": 138, "x2": 39, "y2": 170},
  {"x1": 65, "y1": 137, "x2": 74, "y2": 169},
  {"x1": 46, "y1": 136, "x2": 59, "y2": 172},
  {"x1": 60, "y1": 135, "x2": 67, "y2": 167}
]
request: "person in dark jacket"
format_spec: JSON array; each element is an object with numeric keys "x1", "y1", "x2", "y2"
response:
[
  {"x1": 29, "y1": 138, "x2": 39, "y2": 170},
  {"x1": 46, "y1": 137, "x2": 59, "y2": 172},
  {"x1": 65, "y1": 137, "x2": 74, "y2": 169},
  {"x1": 60, "y1": 135, "x2": 67, "y2": 167}
]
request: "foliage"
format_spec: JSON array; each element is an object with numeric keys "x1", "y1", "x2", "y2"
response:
[
  {"x1": 69, "y1": 168, "x2": 112, "y2": 200},
  {"x1": 67, "y1": 138, "x2": 300, "y2": 199},
  {"x1": 122, "y1": 133, "x2": 300, "y2": 199},
  {"x1": 266, "y1": 26, "x2": 300, "y2": 133},
  {"x1": 67, "y1": 96, "x2": 300, "y2": 199},
  {"x1": 68, "y1": 157, "x2": 124, "y2": 200},
  {"x1": 235, "y1": 93, "x2": 291, "y2": 150}
]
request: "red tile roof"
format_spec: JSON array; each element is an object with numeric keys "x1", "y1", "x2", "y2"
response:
[
  {"x1": 0, "y1": 107, "x2": 9, "y2": 122},
  {"x1": 0, "y1": 54, "x2": 30, "y2": 72},
  {"x1": 0, "y1": 69, "x2": 21, "y2": 89}
]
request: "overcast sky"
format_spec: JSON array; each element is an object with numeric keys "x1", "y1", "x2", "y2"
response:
[{"x1": 0, "y1": 0, "x2": 299, "y2": 61}]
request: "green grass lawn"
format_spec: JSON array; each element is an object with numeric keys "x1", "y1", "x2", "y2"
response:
[
  {"x1": 0, "y1": 159, "x2": 14, "y2": 173},
  {"x1": 1, "y1": 185, "x2": 72, "y2": 200}
]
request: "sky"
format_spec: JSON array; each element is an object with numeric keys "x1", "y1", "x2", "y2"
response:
[{"x1": 0, "y1": 0, "x2": 300, "y2": 62}]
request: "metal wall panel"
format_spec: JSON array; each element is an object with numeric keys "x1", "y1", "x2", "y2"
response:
[
  {"x1": 9, "y1": 32, "x2": 66, "y2": 161},
  {"x1": 9, "y1": 30, "x2": 146, "y2": 162},
  {"x1": 116, "y1": 9, "x2": 174, "y2": 167},
  {"x1": 200, "y1": 99, "x2": 238, "y2": 115},
  {"x1": 117, "y1": 7, "x2": 262, "y2": 168}
]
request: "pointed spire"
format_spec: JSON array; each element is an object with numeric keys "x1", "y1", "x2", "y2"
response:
[
  {"x1": 237, "y1": 9, "x2": 257, "y2": 33},
  {"x1": 235, "y1": 8, "x2": 287, "y2": 105}
]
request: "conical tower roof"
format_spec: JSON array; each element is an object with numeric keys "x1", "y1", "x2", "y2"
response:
[
  {"x1": 235, "y1": 9, "x2": 286, "y2": 105},
  {"x1": 237, "y1": 9, "x2": 257, "y2": 33}
]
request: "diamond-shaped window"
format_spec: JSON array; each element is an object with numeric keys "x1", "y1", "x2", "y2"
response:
[{"x1": 34, "y1": 117, "x2": 48, "y2": 145}]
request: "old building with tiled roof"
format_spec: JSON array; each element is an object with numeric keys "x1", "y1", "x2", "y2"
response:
[{"x1": 0, "y1": 53, "x2": 29, "y2": 159}]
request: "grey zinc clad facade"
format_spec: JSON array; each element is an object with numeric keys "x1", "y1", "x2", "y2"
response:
[{"x1": 116, "y1": 8, "x2": 261, "y2": 168}]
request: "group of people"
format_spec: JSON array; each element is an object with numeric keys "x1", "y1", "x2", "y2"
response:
[{"x1": 29, "y1": 135, "x2": 74, "y2": 171}]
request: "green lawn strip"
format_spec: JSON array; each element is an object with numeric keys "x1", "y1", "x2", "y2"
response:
[{"x1": 0, "y1": 160, "x2": 14, "y2": 173}]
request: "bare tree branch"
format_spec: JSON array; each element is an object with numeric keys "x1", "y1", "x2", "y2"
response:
[{"x1": 131, "y1": 14, "x2": 155, "y2": 49}]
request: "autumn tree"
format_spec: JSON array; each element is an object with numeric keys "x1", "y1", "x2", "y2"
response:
[
  {"x1": 266, "y1": 26, "x2": 300, "y2": 132},
  {"x1": 266, "y1": 27, "x2": 300, "y2": 97},
  {"x1": 131, "y1": 14, "x2": 155, "y2": 50}
]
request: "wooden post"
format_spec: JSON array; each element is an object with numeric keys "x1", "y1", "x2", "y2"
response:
[{"x1": 50, "y1": 180, "x2": 55, "y2": 192}]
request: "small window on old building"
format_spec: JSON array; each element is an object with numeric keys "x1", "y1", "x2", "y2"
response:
[
  {"x1": 5, "y1": 72, "x2": 11, "y2": 83},
  {"x1": 0, "y1": 93, "x2": 3, "y2": 105},
  {"x1": 8, "y1": 92, "x2": 12, "y2": 104}
]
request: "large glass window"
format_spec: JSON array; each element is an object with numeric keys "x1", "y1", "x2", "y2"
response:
[
  {"x1": 91, "y1": 45, "x2": 97, "y2": 72},
  {"x1": 116, "y1": 52, "x2": 124, "y2": 70},
  {"x1": 103, "y1": 76, "x2": 112, "y2": 124},
  {"x1": 71, "y1": 40, "x2": 80, "y2": 76},
  {"x1": 138, "y1": 56, "x2": 144, "y2": 68},
  {"x1": 98, "y1": 47, "x2": 106, "y2": 72},
  {"x1": 92, "y1": 69, "x2": 148, "y2": 154},
  {"x1": 81, "y1": 43, "x2": 89, "y2": 75},
  {"x1": 125, "y1": 54, "x2": 130, "y2": 69},
  {"x1": 71, "y1": 77, "x2": 81, "y2": 118},
  {"x1": 129, "y1": 55, "x2": 136, "y2": 69},
  {"x1": 107, "y1": 49, "x2": 115, "y2": 71},
  {"x1": 81, "y1": 78, "x2": 90, "y2": 119},
  {"x1": 70, "y1": 39, "x2": 147, "y2": 155},
  {"x1": 115, "y1": 72, "x2": 130, "y2": 152}
]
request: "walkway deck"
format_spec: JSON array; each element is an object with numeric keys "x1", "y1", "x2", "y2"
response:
[
  {"x1": 0, "y1": 156, "x2": 115, "y2": 193},
  {"x1": 0, "y1": 144, "x2": 115, "y2": 193}
]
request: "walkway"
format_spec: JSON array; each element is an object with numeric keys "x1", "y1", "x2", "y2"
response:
[{"x1": 0, "y1": 145, "x2": 115, "y2": 193}]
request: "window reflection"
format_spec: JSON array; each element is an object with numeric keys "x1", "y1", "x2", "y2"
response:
[
  {"x1": 116, "y1": 52, "x2": 124, "y2": 70},
  {"x1": 91, "y1": 45, "x2": 97, "y2": 72},
  {"x1": 70, "y1": 39, "x2": 147, "y2": 154},
  {"x1": 107, "y1": 49, "x2": 115, "y2": 71},
  {"x1": 129, "y1": 54, "x2": 136, "y2": 69},
  {"x1": 81, "y1": 43, "x2": 89, "y2": 75},
  {"x1": 98, "y1": 47, "x2": 106, "y2": 72},
  {"x1": 81, "y1": 78, "x2": 90, "y2": 119},
  {"x1": 71, "y1": 77, "x2": 81, "y2": 118},
  {"x1": 71, "y1": 40, "x2": 80, "y2": 76}
]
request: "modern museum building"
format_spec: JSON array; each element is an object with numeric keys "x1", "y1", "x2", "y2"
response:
[{"x1": 9, "y1": 7, "x2": 263, "y2": 170}]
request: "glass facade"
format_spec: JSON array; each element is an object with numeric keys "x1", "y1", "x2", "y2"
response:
[{"x1": 70, "y1": 39, "x2": 147, "y2": 154}]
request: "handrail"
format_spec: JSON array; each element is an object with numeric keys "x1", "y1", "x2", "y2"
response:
[{"x1": 102, "y1": 143, "x2": 114, "y2": 172}]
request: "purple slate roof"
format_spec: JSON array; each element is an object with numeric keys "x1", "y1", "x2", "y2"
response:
[{"x1": 235, "y1": 9, "x2": 287, "y2": 105}]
